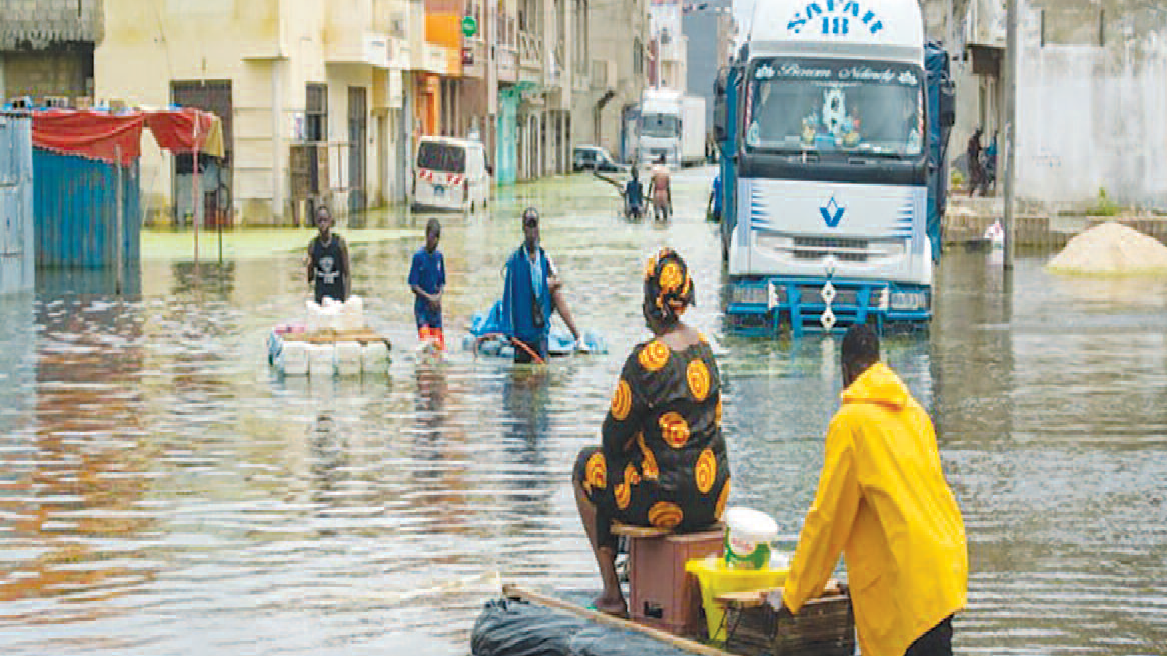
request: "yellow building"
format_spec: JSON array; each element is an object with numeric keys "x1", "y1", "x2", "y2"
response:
[{"x1": 95, "y1": 0, "x2": 455, "y2": 226}]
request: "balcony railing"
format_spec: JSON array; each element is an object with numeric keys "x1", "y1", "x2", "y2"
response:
[
  {"x1": 519, "y1": 31, "x2": 542, "y2": 70},
  {"x1": 497, "y1": 46, "x2": 519, "y2": 83}
]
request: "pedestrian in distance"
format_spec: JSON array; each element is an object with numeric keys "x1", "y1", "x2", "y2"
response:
[
  {"x1": 595, "y1": 166, "x2": 645, "y2": 220},
  {"x1": 306, "y1": 205, "x2": 351, "y2": 305},
  {"x1": 648, "y1": 154, "x2": 673, "y2": 222},
  {"x1": 966, "y1": 127, "x2": 984, "y2": 197},
  {"x1": 499, "y1": 207, "x2": 586, "y2": 364},
  {"x1": 777, "y1": 324, "x2": 968, "y2": 656},
  {"x1": 408, "y1": 218, "x2": 446, "y2": 351}
]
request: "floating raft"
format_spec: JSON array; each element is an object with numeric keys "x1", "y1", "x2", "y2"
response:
[
  {"x1": 472, "y1": 583, "x2": 854, "y2": 656},
  {"x1": 267, "y1": 327, "x2": 391, "y2": 377}
]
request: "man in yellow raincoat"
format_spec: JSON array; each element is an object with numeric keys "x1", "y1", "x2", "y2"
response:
[{"x1": 780, "y1": 325, "x2": 968, "y2": 656}]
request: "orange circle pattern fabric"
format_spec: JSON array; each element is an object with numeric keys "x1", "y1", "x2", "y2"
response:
[
  {"x1": 687, "y1": 359, "x2": 711, "y2": 401},
  {"x1": 659, "y1": 412, "x2": 691, "y2": 448},
  {"x1": 611, "y1": 378, "x2": 632, "y2": 421},
  {"x1": 585, "y1": 451, "x2": 607, "y2": 492},
  {"x1": 638, "y1": 339, "x2": 670, "y2": 372},
  {"x1": 649, "y1": 501, "x2": 684, "y2": 529},
  {"x1": 573, "y1": 336, "x2": 729, "y2": 548},
  {"x1": 695, "y1": 448, "x2": 717, "y2": 494}
]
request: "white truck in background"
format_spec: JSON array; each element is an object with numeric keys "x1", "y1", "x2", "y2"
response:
[
  {"x1": 638, "y1": 89, "x2": 707, "y2": 168},
  {"x1": 681, "y1": 95, "x2": 707, "y2": 167}
]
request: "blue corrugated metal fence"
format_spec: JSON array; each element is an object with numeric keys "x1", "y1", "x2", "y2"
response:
[
  {"x1": 1, "y1": 113, "x2": 34, "y2": 293},
  {"x1": 33, "y1": 149, "x2": 140, "y2": 268}
]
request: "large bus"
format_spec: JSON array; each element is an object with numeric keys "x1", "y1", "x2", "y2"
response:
[{"x1": 714, "y1": 0, "x2": 954, "y2": 336}]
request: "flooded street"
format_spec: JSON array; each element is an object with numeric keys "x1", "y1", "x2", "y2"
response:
[{"x1": 2, "y1": 167, "x2": 1166, "y2": 655}]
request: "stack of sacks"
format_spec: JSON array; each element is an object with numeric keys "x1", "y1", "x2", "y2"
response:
[{"x1": 1048, "y1": 222, "x2": 1167, "y2": 275}]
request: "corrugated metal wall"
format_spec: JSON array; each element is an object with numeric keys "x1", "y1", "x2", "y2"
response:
[
  {"x1": 0, "y1": 113, "x2": 34, "y2": 294},
  {"x1": 33, "y1": 150, "x2": 141, "y2": 268}
]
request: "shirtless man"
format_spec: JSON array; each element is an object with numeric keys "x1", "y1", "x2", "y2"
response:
[{"x1": 647, "y1": 154, "x2": 672, "y2": 222}]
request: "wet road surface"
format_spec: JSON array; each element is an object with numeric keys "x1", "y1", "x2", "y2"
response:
[{"x1": 1, "y1": 167, "x2": 1166, "y2": 655}]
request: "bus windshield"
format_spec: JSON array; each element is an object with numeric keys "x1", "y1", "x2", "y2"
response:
[
  {"x1": 745, "y1": 58, "x2": 924, "y2": 156},
  {"x1": 641, "y1": 113, "x2": 680, "y2": 138}
]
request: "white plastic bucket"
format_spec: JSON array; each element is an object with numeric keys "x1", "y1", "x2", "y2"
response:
[
  {"x1": 723, "y1": 507, "x2": 778, "y2": 570},
  {"x1": 307, "y1": 344, "x2": 336, "y2": 377},
  {"x1": 335, "y1": 341, "x2": 363, "y2": 375},
  {"x1": 280, "y1": 341, "x2": 309, "y2": 376},
  {"x1": 361, "y1": 342, "x2": 390, "y2": 373}
]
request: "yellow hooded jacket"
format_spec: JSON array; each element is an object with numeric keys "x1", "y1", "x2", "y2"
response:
[{"x1": 782, "y1": 362, "x2": 968, "y2": 656}]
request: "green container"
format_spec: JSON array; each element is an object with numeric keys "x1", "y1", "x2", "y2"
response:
[{"x1": 723, "y1": 507, "x2": 778, "y2": 570}]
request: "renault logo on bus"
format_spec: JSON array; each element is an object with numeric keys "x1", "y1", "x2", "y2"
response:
[
  {"x1": 821, "y1": 196, "x2": 845, "y2": 228},
  {"x1": 786, "y1": 1, "x2": 885, "y2": 36}
]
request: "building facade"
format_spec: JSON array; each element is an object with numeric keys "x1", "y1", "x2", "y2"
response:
[
  {"x1": 934, "y1": 0, "x2": 1167, "y2": 211},
  {"x1": 10, "y1": 0, "x2": 648, "y2": 225}
]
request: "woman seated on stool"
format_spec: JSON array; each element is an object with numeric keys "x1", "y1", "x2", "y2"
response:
[{"x1": 572, "y1": 248, "x2": 731, "y2": 618}]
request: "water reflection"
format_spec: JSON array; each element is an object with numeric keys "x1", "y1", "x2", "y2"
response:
[{"x1": 1, "y1": 170, "x2": 1166, "y2": 654}]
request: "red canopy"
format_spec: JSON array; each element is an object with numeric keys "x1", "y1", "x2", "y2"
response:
[{"x1": 32, "y1": 107, "x2": 224, "y2": 166}]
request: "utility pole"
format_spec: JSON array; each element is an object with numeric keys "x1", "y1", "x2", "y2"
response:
[{"x1": 1003, "y1": 0, "x2": 1018, "y2": 269}]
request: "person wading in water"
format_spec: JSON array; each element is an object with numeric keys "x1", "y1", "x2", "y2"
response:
[{"x1": 306, "y1": 205, "x2": 351, "y2": 304}]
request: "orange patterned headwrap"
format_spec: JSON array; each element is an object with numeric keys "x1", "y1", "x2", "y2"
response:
[{"x1": 643, "y1": 247, "x2": 695, "y2": 325}]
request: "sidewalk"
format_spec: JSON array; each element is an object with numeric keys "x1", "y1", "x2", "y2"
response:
[{"x1": 943, "y1": 192, "x2": 1167, "y2": 248}]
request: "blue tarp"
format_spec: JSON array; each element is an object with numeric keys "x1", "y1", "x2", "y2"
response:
[{"x1": 463, "y1": 300, "x2": 608, "y2": 358}]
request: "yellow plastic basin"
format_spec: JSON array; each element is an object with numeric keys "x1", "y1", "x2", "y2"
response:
[{"x1": 685, "y1": 556, "x2": 789, "y2": 643}]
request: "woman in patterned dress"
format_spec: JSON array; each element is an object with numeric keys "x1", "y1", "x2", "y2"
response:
[{"x1": 572, "y1": 248, "x2": 731, "y2": 618}]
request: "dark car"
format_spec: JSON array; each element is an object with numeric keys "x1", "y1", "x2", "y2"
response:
[{"x1": 572, "y1": 145, "x2": 627, "y2": 172}]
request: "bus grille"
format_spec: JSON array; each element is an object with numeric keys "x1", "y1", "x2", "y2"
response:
[{"x1": 791, "y1": 236, "x2": 869, "y2": 262}]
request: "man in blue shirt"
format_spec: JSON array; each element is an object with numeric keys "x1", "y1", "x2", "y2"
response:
[
  {"x1": 500, "y1": 207, "x2": 583, "y2": 363},
  {"x1": 595, "y1": 167, "x2": 644, "y2": 219},
  {"x1": 408, "y1": 218, "x2": 446, "y2": 350}
]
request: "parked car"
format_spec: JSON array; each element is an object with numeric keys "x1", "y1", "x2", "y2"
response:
[
  {"x1": 411, "y1": 136, "x2": 491, "y2": 213},
  {"x1": 572, "y1": 145, "x2": 626, "y2": 172}
]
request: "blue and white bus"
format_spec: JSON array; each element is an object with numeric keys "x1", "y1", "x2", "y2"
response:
[{"x1": 714, "y1": 0, "x2": 954, "y2": 336}]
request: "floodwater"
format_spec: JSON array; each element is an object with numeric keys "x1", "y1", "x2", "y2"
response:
[{"x1": 2, "y1": 167, "x2": 1166, "y2": 655}]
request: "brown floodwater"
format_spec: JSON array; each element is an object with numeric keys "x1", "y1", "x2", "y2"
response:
[{"x1": 1, "y1": 167, "x2": 1165, "y2": 655}]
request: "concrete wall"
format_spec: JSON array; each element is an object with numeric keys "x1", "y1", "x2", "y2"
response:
[
  {"x1": 937, "y1": 0, "x2": 1167, "y2": 211},
  {"x1": 1015, "y1": 0, "x2": 1167, "y2": 210}
]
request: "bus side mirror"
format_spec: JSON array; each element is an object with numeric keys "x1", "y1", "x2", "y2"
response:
[
  {"x1": 713, "y1": 67, "x2": 729, "y2": 142},
  {"x1": 939, "y1": 80, "x2": 956, "y2": 128}
]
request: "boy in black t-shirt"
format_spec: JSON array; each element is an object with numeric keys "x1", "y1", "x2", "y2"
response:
[{"x1": 306, "y1": 206, "x2": 351, "y2": 304}]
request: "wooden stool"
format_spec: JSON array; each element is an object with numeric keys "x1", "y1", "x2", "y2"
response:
[{"x1": 612, "y1": 521, "x2": 724, "y2": 637}]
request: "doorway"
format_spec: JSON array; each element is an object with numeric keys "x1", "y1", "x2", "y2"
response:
[{"x1": 348, "y1": 87, "x2": 367, "y2": 218}]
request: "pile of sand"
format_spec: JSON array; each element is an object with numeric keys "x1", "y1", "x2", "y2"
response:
[{"x1": 1047, "y1": 222, "x2": 1167, "y2": 275}]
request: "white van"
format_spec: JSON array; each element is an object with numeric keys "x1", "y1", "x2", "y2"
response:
[{"x1": 411, "y1": 136, "x2": 491, "y2": 213}]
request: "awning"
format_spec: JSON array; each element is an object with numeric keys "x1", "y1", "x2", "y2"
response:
[{"x1": 31, "y1": 107, "x2": 225, "y2": 166}]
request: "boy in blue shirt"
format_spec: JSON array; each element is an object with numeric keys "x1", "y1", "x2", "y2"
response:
[{"x1": 408, "y1": 218, "x2": 446, "y2": 350}]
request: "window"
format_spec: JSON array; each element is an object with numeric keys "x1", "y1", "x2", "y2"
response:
[
  {"x1": 417, "y1": 142, "x2": 467, "y2": 172},
  {"x1": 745, "y1": 58, "x2": 924, "y2": 156},
  {"x1": 306, "y1": 83, "x2": 328, "y2": 142}
]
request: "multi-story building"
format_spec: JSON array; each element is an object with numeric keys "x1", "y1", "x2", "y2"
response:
[
  {"x1": 19, "y1": 0, "x2": 648, "y2": 224},
  {"x1": 571, "y1": 0, "x2": 649, "y2": 163},
  {"x1": 945, "y1": 0, "x2": 1167, "y2": 211},
  {"x1": 683, "y1": 1, "x2": 735, "y2": 129},
  {"x1": 648, "y1": 0, "x2": 685, "y2": 92},
  {"x1": 95, "y1": 0, "x2": 460, "y2": 226}
]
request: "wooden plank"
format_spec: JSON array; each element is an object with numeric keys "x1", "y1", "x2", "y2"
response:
[
  {"x1": 502, "y1": 583, "x2": 734, "y2": 656},
  {"x1": 612, "y1": 521, "x2": 725, "y2": 539},
  {"x1": 718, "y1": 580, "x2": 841, "y2": 609},
  {"x1": 280, "y1": 329, "x2": 391, "y2": 346}
]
